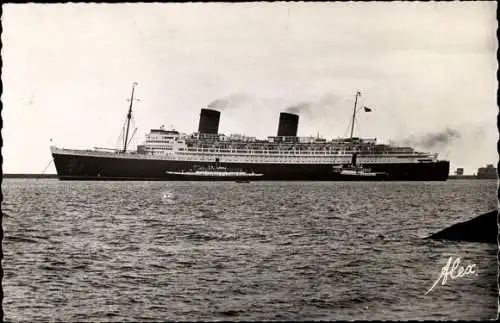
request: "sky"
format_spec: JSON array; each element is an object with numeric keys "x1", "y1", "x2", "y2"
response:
[{"x1": 1, "y1": 2, "x2": 497, "y2": 174}]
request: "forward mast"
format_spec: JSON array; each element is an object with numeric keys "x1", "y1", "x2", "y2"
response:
[{"x1": 123, "y1": 82, "x2": 138, "y2": 153}]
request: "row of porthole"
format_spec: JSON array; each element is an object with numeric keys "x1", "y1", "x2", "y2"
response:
[
  {"x1": 174, "y1": 153, "x2": 412, "y2": 162},
  {"x1": 136, "y1": 154, "x2": 421, "y2": 164},
  {"x1": 177, "y1": 150, "x2": 421, "y2": 157}
]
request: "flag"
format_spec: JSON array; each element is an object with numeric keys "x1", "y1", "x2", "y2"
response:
[{"x1": 363, "y1": 107, "x2": 372, "y2": 112}]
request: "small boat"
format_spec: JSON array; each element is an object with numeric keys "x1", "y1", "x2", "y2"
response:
[
  {"x1": 333, "y1": 152, "x2": 388, "y2": 180},
  {"x1": 333, "y1": 165, "x2": 387, "y2": 178},
  {"x1": 166, "y1": 166, "x2": 264, "y2": 181}
]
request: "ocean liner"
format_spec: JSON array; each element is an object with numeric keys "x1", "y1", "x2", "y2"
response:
[{"x1": 50, "y1": 84, "x2": 450, "y2": 181}]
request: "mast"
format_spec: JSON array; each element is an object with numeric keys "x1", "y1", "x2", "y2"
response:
[
  {"x1": 123, "y1": 82, "x2": 138, "y2": 153},
  {"x1": 350, "y1": 91, "x2": 361, "y2": 139}
]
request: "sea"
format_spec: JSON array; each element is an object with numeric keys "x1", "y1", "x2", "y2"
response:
[{"x1": 2, "y1": 179, "x2": 498, "y2": 321}]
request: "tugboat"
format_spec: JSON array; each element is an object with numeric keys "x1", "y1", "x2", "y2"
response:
[
  {"x1": 333, "y1": 152, "x2": 388, "y2": 180},
  {"x1": 166, "y1": 167, "x2": 263, "y2": 181},
  {"x1": 165, "y1": 159, "x2": 263, "y2": 181}
]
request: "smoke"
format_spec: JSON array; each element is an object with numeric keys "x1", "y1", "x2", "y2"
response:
[
  {"x1": 285, "y1": 102, "x2": 312, "y2": 115},
  {"x1": 390, "y1": 128, "x2": 462, "y2": 149},
  {"x1": 284, "y1": 92, "x2": 342, "y2": 117},
  {"x1": 208, "y1": 91, "x2": 342, "y2": 117},
  {"x1": 207, "y1": 99, "x2": 229, "y2": 110},
  {"x1": 207, "y1": 93, "x2": 252, "y2": 111}
]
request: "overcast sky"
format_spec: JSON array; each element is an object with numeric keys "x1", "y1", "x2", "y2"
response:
[{"x1": 2, "y1": 2, "x2": 497, "y2": 174}]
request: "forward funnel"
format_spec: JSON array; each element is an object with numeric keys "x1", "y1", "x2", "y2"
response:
[
  {"x1": 198, "y1": 108, "x2": 221, "y2": 134},
  {"x1": 277, "y1": 112, "x2": 299, "y2": 137}
]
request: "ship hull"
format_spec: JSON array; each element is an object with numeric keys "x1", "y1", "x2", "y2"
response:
[{"x1": 51, "y1": 151, "x2": 450, "y2": 181}]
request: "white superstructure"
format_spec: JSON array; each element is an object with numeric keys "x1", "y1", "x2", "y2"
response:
[{"x1": 121, "y1": 128, "x2": 440, "y2": 165}]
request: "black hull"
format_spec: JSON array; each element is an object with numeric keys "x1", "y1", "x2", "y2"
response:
[{"x1": 52, "y1": 152, "x2": 450, "y2": 181}]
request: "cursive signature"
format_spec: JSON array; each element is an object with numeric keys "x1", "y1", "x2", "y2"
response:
[{"x1": 425, "y1": 256, "x2": 477, "y2": 295}]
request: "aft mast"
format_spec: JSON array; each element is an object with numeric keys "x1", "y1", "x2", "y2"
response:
[
  {"x1": 349, "y1": 91, "x2": 362, "y2": 167},
  {"x1": 123, "y1": 82, "x2": 138, "y2": 153},
  {"x1": 350, "y1": 91, "x2": 361, "y2": 139}
]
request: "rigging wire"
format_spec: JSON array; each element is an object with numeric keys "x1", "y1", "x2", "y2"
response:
[
  {"x1": 115, "y1": 118, "x2": 126, "y2": 151},
  {"x1": 354, "y1": 118, "x2": 361, "y2": 137},
  {"x1": 127, "y1": 127, "x2": 138, "y2": 148},
  {"x1": 36, "y1": 159, "x2": 53, "y2": 180},
  {"x1": 344, "y1": 119, "x2": 352, "y2": 138},
  {"x1": 123, "y1": 117, "x2": 136, "y2": 152}
]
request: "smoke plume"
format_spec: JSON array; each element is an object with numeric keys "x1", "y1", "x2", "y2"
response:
[
  {"x1": 285, "y1": 102, "x2": 312, "y2": 115},
  {"x1": 207, "y1": 93, "x2": 252, "y2": 111},
  {"x1": 390, "y1": 128, "x2": 461, "y2": 149},
  {"x1": 207, "y1": 99, "x2": 229, "y2": 110},
  {"x1": 284, "y1": 92, "x2": 342, "y2": 117}
]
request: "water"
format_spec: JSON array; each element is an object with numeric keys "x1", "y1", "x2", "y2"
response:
[{"x1": 2, "y1": 179, "x2": 498, "y2": 321}]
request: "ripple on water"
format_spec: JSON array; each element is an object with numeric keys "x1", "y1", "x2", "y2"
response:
[{"x1": 2, "y1": 179, "x2": 497, "y2": 321}]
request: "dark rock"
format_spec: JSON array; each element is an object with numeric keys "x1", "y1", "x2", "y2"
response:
[{"x1": 427, "y1": 210, "x2": 498, "y2": 244}]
